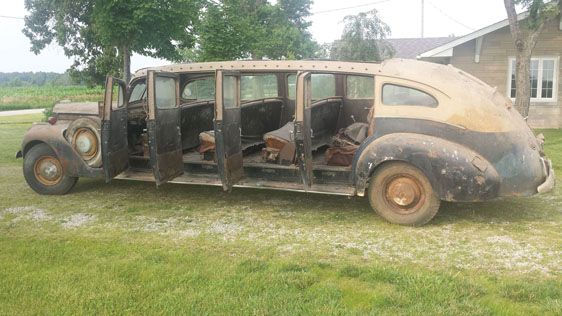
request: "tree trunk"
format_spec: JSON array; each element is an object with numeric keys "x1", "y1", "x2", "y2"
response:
[
  {"x1": 122, "y1": 46, "x2": 131, "y2": 83},
  {"x1": 504, "y1": 0, "x2": 532, "y2": 118},
  {"x1": 503, "y1": 0, "x2": 557, "y2": 118},
  {"x1": 514, "y1": 49, "x2": 532, "y2": 118}
]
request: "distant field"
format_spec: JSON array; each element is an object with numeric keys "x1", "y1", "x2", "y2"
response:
[{"x1": 0, "y1": 86, "x2": 104, "y2": 111}]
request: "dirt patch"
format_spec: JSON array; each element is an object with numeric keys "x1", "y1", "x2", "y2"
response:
[
  {"x1": 61, "y1": 213, "x2": 96, "y2": 229},
  {"x1": 3, "y1": 206, "x2": 52, "y2": 222},
  {"x1": 3, "y1": 204, "x2": 560, "y2": 277}
]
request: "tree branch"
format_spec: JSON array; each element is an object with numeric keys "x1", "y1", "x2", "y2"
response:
[
  {"x1": 528, "y1": 20, "x2": 547, "y2": 50},
  {"x1": 504, "y1": 0, "x2": 522, "y2": 45}
]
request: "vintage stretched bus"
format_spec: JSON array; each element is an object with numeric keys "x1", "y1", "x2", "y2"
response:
[{"x1": 17, "y1": 59, "x2": 555, "y2": 225}]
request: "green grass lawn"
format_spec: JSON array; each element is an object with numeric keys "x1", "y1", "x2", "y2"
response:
[
  {"x1": 0, "y1": 86, "x2": 103, "y2": 111},
  {"x1": 0, "y1": 114, "x2": 560, "y2": 315}
]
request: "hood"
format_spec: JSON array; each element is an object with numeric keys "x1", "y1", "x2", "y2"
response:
[{"x1": 53, "y1": 102, "x2": 99, "y2": 116}]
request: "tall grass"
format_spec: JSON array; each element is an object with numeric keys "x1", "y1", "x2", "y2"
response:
[{"x1": 0, "y1": 86, "x2": 104, "y2": 111}]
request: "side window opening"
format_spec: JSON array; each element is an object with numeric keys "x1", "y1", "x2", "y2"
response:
[
  {"x1": 241, "y1": 74, "x2": 278, "y2": 101},
  {"x1": 288, "y1": 74, "x2": 296, "y2": 99},
  {"x1": 129, "y1": 80, "x2": 146, "y2": 103},
  {"x1": 287, "y1": 73, "x2": 336, "y2": 100},
  {"x1": 222, "y1": 75, "x2": 238, "y2": 109},
  {"x1": 111, "y1": 82, "x2": 125, "y2": 109},
  {"x1": 382, "y1": 84, "x2": 438, "y2": 107},
  {"x1": 182, "y1": 77, "x2": 215, "y2": 101},
  {"x1": 155, "y1": 76, "x2": 176, "y2": 109},
  {"x1": 347, "y1": 75, "x2": 374, "y2": 99}
]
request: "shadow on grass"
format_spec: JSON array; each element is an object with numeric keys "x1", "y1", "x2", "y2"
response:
[{"x1": 70, "y1": 176, "x2": 559, "y2": 226}]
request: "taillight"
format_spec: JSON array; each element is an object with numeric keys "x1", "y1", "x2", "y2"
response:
[{"x1": 48, "y1": 116, "x2": 57, "y2": 125}]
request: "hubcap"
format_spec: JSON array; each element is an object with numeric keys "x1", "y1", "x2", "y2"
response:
[
  {"x1": 73, "y1": 128, "x2": 98, "y2": 160},
  {"x1": 385, "y1": 175, "x2": 423, "y2": 214},
  {"x1": 34, "y1": 156, "x2": 63, "y2": 186}
]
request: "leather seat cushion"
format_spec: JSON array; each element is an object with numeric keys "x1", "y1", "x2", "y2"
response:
[
  {"x1": 198, "y1": 130, "x2": 215, "y2": 153},
  {"x1": 263, "y1": 121, "x2": 294, "y2": 150}
]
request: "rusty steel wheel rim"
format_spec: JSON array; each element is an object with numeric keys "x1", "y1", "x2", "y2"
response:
[
  {"x1": 383, "y1": 174, "x2": 425, "y2": 214},
  {"x1": 73, "y1": 128, "x2": 98, "y2": 160},
  {"x1": 34, "y1": 156, "x2": 63, "y2": 186}
]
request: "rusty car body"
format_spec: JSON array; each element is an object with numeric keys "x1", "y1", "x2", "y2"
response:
[{"x1": 18, "y1": 59, "x2": 555, "y2": 225}]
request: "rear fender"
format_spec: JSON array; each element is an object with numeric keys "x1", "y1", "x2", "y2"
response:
[
  {"x1": 352, "y1": 133, "x2": 500, "y2": 202},
  {"x1": 21, "y1": 122, "x2": 103, "y2": 178}
]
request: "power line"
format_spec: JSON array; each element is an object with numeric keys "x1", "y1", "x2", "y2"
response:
[
  {"x1": 425, "y1": 0, "x2": 475, "y2": 31},
  {"x1": 0, "y1": 15, "x2": 24, "y2": 20},
  {"x1": 312, "y1": 0, "x2": 393, "y2": 15}
]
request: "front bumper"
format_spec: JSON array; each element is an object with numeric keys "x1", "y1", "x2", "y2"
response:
[{"x1": 537, "y1": 158, "x2": 555, "y2": 194}]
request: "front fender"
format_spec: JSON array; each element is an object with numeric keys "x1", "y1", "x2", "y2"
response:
[
  {"x1": 21, "y1": 122, "x2": 103, "y2": 178},
  {"x1": 352, "y1": 133, "x2": 500, "y2": 202}
]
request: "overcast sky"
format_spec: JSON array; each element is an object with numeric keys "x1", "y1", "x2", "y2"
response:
[{"x1": 0, "y1": 0, "x2": 511, "y2": 73}]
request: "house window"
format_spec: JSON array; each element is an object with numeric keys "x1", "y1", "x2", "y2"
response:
[{"x1": 508, "y1": 57, "x2": 558, "y2": 102}]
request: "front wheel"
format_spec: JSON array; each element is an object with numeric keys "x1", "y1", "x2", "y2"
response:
[
  {"x1": 23, "y1": 144, "x2": 78, "y2": 195},
  {"x1": 368, "y1": 162, "x2": 440, "y2": 226}
]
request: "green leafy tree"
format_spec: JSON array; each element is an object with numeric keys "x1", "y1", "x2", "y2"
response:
[
  {"x1": 503, "y1": 0, "x2": 560, "y2": 117},
  {"x1": 329, "y1": 9, "x2": 394, "y2": 62},
  {"x1": 186, "y1": 0, "x2": 317, "y2": 61},
  {"x1": 23, "y1": 0, "x2": 202, "y2": 84}
]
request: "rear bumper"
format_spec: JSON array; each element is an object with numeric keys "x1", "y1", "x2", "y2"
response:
[{"x1": 537, "y1": 158, "x2": 555, "y2": 194}]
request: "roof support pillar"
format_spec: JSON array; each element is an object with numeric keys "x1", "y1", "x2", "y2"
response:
[{"x1": 474, "y1": 37, "x2": 483, "y2": 63}]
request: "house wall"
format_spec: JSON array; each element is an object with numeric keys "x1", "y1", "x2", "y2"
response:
[{"x1": 450, "y1": 17, "x2": 562, "y2": 128}]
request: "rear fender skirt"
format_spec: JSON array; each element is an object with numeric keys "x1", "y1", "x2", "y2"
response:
[
  {"x1": 352, "y1": 133, "x2": 500, "y2": 202},
  {"x1": 21, "y1": 123, "x2": 103, "y2": 178}
]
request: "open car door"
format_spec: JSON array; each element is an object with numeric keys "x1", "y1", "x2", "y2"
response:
[
  {"x1": 295, "y1": 71, "x2": 313, "y2": 190},
  {"x1": 101, "y1": 76, "x2": 129, "y2": 182},
  {"x1": 146, "y1": 70, "x2": 184, "y2": 185},
  {"x1": 214, "y1": 70, "x2": 243, "y2": 191}
]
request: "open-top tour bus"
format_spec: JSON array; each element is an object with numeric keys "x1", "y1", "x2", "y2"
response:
[{"x1": 17, "y1": 59, "x2": 555, "y2": 225}]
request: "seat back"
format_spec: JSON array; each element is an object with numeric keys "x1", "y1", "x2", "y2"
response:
[
  {"x1": 241, "y1": 98, "x2": 283, "y2": 140},
  {"x1": 310, "y1": 98, "x2": 342, "y2": 141},
  {"x1": 180, "y1": 101, "x2": 214, "y2": 150}
]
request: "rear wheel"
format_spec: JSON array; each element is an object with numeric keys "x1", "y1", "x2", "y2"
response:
[
  {"x1": 23, "y1": 144, "x2": 78, "y2": 195},
  {"x1": 368, "y1": 162, "x2": 440, "y2": 226}
]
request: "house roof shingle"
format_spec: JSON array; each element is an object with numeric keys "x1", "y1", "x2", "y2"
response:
[{"x1": 386, "y1": 37, "x2": 458, "y2": 59}]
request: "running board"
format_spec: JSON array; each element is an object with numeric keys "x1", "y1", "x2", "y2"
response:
[{"x1": 115, "y1": 170, "x2": 356, "y2": 196}]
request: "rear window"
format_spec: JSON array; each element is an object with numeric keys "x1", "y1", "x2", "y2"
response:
[
  {"x1": 382, "y1": 84, "x2": 438, "y2": 107},
  {"x1": 347, "y1": 75, "x2": 374, "y2": 99},
  {"x1": 241, "y1": 74, "x2": 278, "y2": 100},
  {"x1": 287, "y1": 73, "x2": 336, "y2": 100},
  {"x1": 182, "y1": 77, "x2": 215, "y2": 101}
]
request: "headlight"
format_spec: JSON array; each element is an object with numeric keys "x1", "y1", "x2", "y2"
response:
[{"x1": 73, "y1": 127, "x2": 98, "y2": 160}]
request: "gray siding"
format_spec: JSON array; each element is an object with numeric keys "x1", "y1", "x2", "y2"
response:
[{"x1": 450, "y1": 17, "x2": 562, "y2": 128}]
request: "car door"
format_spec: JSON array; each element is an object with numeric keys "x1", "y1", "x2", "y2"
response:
[
  {"x1": 294, "y1": 71, "x2": 313, "y2": 190},
  {"x1": 146, "y1": 70, "x2": 184, "y2": 185},
  {"x1": 101, "y1": 76, "x2": 129, "y2": 182},
  {"x1": 214, "y1": 70, "x2": 243, "y2": 191}
]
